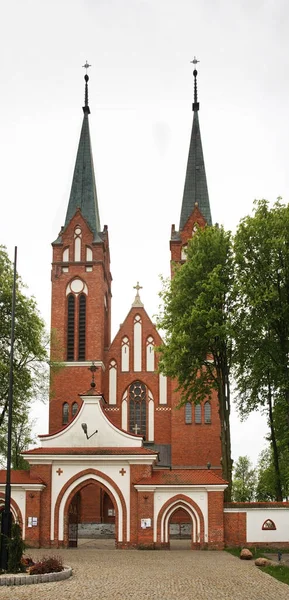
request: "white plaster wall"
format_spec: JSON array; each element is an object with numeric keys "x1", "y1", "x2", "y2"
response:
[
  {"x1": 0, "y1": 487, "x2": 26, "y2": 538},
  {"x1": 153, "y1": 490, "x2": 208, "y2": 543},
  {"x1": 41, "y1": 396, "x2": 143, "y2": 449},
  {"x1": 246, "y1": 509, "x2": 289, "y2": 543},
  {"x1": 50, "y1": 461, "x2": 131, "y2": 541},
  {"x1": 159, "y1": 374, "x2": 167, "y2": 404}
]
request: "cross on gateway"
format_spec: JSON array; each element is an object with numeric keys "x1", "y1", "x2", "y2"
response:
[
  {"x1": 119, "y1": 468, "x2": 126, "y2": 476},
  {"x1": 56, "y1": 468, "x2": 63, "y2": 476},
  {"x1": 133, "y1": 423, "x2": 141, "y2": 435}
]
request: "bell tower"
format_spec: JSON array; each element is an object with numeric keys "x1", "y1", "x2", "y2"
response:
[{"x1": 49, "y1": 66, "x2": 112, "y2": 433}]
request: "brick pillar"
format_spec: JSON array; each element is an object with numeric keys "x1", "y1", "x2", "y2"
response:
[
  {"x1": 30, "y1": 464, "x2": 52, "y2": 547},
  {"x1": 25, "y1": 490, "x2": 41, "y2": 547},
  {"x1": 129, "y1": 464, "x2": 152, "y2": 548},
  {"x1": 208, "y1": 491, "x2": 224, "y2": 549},
  {"x1": 137, "y1": 491, "x2": 154, "y2": 548}
]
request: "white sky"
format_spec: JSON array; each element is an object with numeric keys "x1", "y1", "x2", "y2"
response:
[{"x1": 1, "y1": 0, "x2": 287, "y2": 466}]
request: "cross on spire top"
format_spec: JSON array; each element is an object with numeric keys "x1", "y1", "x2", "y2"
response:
[
  {"x1": 82, "y1": 61, "x2": 91, "y2": 73},
  {"x1": 132, "y1": 281, "x2": 144, "y2": 308}
]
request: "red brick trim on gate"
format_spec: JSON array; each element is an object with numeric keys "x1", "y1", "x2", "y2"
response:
[
  {"x1": 156, "y1": 494, "x2": 205, "y2": 544},
  {"x1": 0, "y1": 493, "x2": 23, "y2": 528},
  {"x1": 54, "y1": 469, "x2": 127, "y2": 545}
]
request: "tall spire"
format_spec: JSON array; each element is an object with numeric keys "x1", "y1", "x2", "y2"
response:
[
  {"x1": 64, "y1": 64, "x2": 101, "y2": 241},
  {"x1": 179, "y1": 59, "x2": 212, "y2": 230}
]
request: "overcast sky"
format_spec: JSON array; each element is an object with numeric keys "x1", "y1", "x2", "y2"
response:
[{"x1": 1, "y1": 0, "x2": 287, "y2": 465}]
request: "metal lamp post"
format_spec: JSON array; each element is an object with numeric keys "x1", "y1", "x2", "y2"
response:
[{"x1": 0, "y1": 247, "x2": 17, "y2": 570}]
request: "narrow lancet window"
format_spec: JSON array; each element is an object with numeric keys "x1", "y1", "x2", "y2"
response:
[
  {"x1": 134, "y1": 315, "x2": 142, "y2": 371},
  {"x1": 63, "y1": 247, "x2": 69, "y2": 262},
  {"x1": 109, "y1": 360, "x2": 117, "y2": 404},
  {"x1": 185, "y1": 403, "x2": 192, "y2": 424},
  {"x1": 74, "y1": 226, "x2": 82, "y2": 261},
  {"x1": 78, "y1": 294, "x2": 86, "y2": 360},
  {"x1": 121, "y1": 337, "x2": 130, "y2": 371},
  {"x1": 195, "y1": 404, "x2": 201, "y2": 424},
  {"x1": 62, "y1": 402, "x2": 69, "y2": 425},
  {"x1": 204, "y1": 401, "x2": 211, "y2": 424},
  {"x1": 72, "y1": 402, "x2": 78, "y2": 417},
  {"x1": 67, "y1": 294, "x2": 75, "y2": 361},
  {"x1": 146, "y1": 336, "x2": 154, "y2": 371}
]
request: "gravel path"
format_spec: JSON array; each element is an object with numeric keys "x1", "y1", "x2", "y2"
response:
[{"x1": 1, "y1": 543, "x2": 288, "y2": 600}]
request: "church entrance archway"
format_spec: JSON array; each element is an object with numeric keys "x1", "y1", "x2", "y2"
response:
[
  {"x1": 68, "y1": 491, "x2": 80, "y2": 547},
  {"x1": 55, "y1": 470, "x2": 127, "y2": 548},
  {"x1": 157, "y1": 496, "x2": 205, "y2": 550},
  {"x1": 169, "y1": 507, "x2": 192, "y2": 550}
]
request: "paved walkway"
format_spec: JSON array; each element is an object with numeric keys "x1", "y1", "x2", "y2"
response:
[{"x1": 1, "y1": 544, "x2": 288, "y2": 600}]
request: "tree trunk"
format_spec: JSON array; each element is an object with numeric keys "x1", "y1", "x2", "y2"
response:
[
  {"x1": 216, "y1": 358, "x2": 232, "y2": 501},
  {"x1": 267, "y1": 373, "x2": 283, "y2": 501}
]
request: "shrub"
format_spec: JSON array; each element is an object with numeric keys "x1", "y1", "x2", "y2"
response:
[
  {"x1": 29, "y1": 555, "x2": 63, "y2": 575},
  {"x1": 7, "y1": 523, "x2": 26, "y2": 573},
  {"x1": 21, "y1": 556, "x2": 35, "y2": 568}
]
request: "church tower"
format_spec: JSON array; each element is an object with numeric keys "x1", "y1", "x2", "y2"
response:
[
  {"x1": 170, "y1": 63, "x2": 211, "y2": 265},
  {"x1": 49, "y1": 70, "x2": 112, "y2": 433},
  {"x1": 169, "y1": 63, "x2": 222, "y2": 470}
]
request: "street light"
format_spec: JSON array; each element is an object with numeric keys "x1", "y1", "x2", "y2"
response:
[{"x1": 0, "y1": 247, "x2": 17, "y2": 570}]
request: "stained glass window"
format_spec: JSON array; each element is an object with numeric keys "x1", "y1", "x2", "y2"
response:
[{"x1": 129, "y1": 381, "x2": 146, "y2": 437}]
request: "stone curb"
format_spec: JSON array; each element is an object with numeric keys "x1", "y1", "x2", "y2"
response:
[{"x1": 0, "y1": 565, "x2": 72, "y2": 586}]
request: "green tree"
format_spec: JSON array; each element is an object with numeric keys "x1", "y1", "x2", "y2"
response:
[
  {"x1": 233, "y1": 199, "x2": 289, "y2": 499},
  {"x1": 0, "y1": 246, "x2": 48, "y2": 466},
  {"x1": 232, "y1": 456, "x2": 257, "y2": 501},
  {"x1": 157, "y1": 225, "x2": 234, "y2": 499},
  {"x1": 255, "y1": 448, "x2": 279, "y2": 501}
]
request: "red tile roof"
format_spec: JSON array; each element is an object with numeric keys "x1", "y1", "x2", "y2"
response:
[
  {"x1": 136, "y1": 469, "x2": 227, "y2": 486},
  {"x1": 23, "y1": 447, "x2": 158, "y2": 456},
  {"x1": 0, "y1": 470, "x2": 44, "y2": 485}
]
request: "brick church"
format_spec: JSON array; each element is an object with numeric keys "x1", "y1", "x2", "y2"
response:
[{"x1": 3, "y1": 67, "x2": 287, "y2": 550}]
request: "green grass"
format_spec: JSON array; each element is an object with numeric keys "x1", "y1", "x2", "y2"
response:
[
  {"x1": 225, "y1": 547, "x2": 289, "y2": 586},
  {"x1": 262, "y1": 564, "x2": 289, "y2": 586}
]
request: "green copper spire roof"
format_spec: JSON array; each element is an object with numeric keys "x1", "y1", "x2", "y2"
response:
[
  {"x1": 179, "y1": 65, "x2": 212, "y2": 229},
  {"x1": 64, "y1": 72, "x2": 101, "y2": 241}
]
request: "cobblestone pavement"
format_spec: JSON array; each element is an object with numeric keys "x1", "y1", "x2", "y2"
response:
[{"x1": 1, "y1": 541, "x2": 288, "y2": 600}]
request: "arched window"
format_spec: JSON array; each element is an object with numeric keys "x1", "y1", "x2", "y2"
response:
[
  {"x1": 146, "y1": 336, "x2": 154, "y2": 371},
  {"x1": 67, "y1": 294, "x2": 75, "y2": 361},
  {"x1": 185, "y1": 403, "x2": 192, "y2": 424},
  {"x1": 78, "y1": 294, "x2": 86, "y2": 360},
  {"x1": 129, "y1": 381, "x2": 146, "y2": 437},
  {"x1": 86, "y1": 246, "x2": 93, "y2": 261},
  {"x1": 204, "y1": 401, "x2": 211, "y2": 424},
  {"x1": 121, "y1": 337, "x2": 129, "y2": 371},
  {"x1": 195, "y1": 404, "x2": 201, "y2": 424},
  {"x1": 72, "y1": 402, "x2": 78, "y2": 417},
  {"x1": 134, "y1": 315, "x2": 142, "y2": 371},
  {"x1": 62, "y1": 402, "x2": 69, "y2": 425},
  {"x1": 262, "y1": 519, "x2": 276, "y2": 530},
  {"x1": 74, "y1": 226, "x2": 82, "y2": 261},
  {"x1": 181, "y1": 245, "x2": 187, "y2": 260},
  {"x1": 109, "y1": 360, "x2": 117, "y2": 405},
  {"x1": 63, "y1": 247, "x2": 69, "y2": 262}
]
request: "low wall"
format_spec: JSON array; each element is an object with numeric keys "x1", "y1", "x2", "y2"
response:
[
  {"x1": 224, "y1": 502, "x2": 289, "y2": 548},
  {"x1": 78, "y1": 523, "x2": 115, "y2": 538}
]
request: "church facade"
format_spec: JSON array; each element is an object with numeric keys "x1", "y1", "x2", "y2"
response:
[{"x1": 1, "y1": 69, "x2": 289, "y2": 550}]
